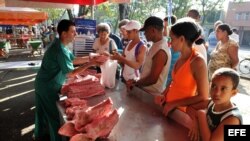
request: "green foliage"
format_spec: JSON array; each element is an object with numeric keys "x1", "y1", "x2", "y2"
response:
[
  {"x1": 171, "y1": 0, "x2": 192, "y2": 18},
  {"x1": 37, "y1": 8, "x2": 65, "y2": 24},
  {"x1": 92, "y1": 0, "x2": 239, "y2": 32},
  {"x1": 94, "y1": 0, "x2": 192, "y2": 32},
  {"x1": 193, "y1": 0, "x2": 225, "y2": 24}
]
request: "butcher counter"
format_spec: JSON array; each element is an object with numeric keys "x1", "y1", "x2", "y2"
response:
[{"x1": 57, "y1": 80, "x2": 191, "y2": 141}]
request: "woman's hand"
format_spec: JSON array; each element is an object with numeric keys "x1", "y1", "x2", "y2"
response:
[
  {"x1": 154, "y1": 95, "x2": 165, "y2": 106},
  {"x1": 126, "y1": 79, "x2": 136, "y2": 92},
  {"x1": 188, "y1": 119, "x2": 200, "y2": 141},
  {"x1": 162, "y1": 101, "x2": 176, "y2": 116}
]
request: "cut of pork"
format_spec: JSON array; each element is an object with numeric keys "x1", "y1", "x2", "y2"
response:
[{"x1": 74, "y1": 98, "x2": 113, "y2": 132}]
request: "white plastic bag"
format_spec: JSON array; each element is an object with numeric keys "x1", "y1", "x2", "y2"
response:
[{"x1": 100, "y1": 59, "x2": 118, "y2": 88}]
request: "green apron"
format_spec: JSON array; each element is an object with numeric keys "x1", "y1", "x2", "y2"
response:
[{"x1": 34, "y1": 38, "x2": 74, "y2": 141}]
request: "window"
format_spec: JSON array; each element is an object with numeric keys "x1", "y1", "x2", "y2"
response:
[
  {"x1": 246, "y1": 12, "x2": 250, "y2": 21},
  {"x1": 242, "y1": 12, "x2": 247, "y2": 20},
  {"x1": 236, "y1": 12, "x2": 241, "y2": 20}
]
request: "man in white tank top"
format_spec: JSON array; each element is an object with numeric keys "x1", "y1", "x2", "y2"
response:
[
  {"x1": 111, "y1": 20, "x2": 147, "y2": 90},
  {"x1": 129, "y1": 16, "x2": 171, "y2": 95}
]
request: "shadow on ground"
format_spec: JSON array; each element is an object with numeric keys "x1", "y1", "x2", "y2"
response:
[{"x1": 0, "y1": 69, "x2": 37, "y2": 141}]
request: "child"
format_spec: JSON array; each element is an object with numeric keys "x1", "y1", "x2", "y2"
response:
[{"x1": 187, "y1": 67, "x2": 242, "y2": 141}]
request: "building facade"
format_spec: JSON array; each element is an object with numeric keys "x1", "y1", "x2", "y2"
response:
[{"x1": 225, "y1": 1, "x2": 250, "y2": 47}]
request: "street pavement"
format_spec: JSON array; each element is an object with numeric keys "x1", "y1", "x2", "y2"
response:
[
  {"x1": 0, "y1": 48, "x2": 42, "y2": 141},
  {"x1": 0, "y1": 47, "x2": 250, "y2": 140}
]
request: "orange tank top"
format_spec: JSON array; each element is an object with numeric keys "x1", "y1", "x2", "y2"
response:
[{"x1": 165, "y1": 48, "x2": 198, "y2": 112}]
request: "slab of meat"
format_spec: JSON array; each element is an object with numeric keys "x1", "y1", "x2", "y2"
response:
[
  {"x1": 64, "y1": 98, "x2": 87, "y2": 107},
  {"x1": 58, "y1": 121, "x2": 79, "y2": 137},
  {"x1": 84, "y1": 109, "x2": 119, "y2": 140},
  {"x1": 89, "y1": 53, "x2": 109, "y2": 64},
  {"x1": 74, "y1": 98, "x2": 113, "y2": 132},
  {"x1": 70, "y1": 110, "x2": 119, "y2": 141},
  {"x1": 67, "y1": 83, "x2": 105, "y2": 99},
  {"x1": 78, "y1": 69, "x2": 97, "y2": 77},
  {"x1": 65, "y1": 105, "x2": 88, "y2": 120},
  {"x1": 61, "y1": 75, "x2": 100, "y2": 95}
]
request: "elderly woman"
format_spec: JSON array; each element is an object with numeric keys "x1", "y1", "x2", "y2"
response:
[
  {"x1": 208, "y1": 23, "x2": 239, "y2": 80},
  {"x1": 92, "y1": 23, "x2": 117, "y2": 55}
]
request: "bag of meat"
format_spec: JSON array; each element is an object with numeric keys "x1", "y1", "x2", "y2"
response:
[{"x1": 100, "y1": 59, "x2": 118, "y2": 88}]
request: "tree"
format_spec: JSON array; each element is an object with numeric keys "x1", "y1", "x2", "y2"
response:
[
  {"x1": 78, "y1": 5, "x2": 91, "y2": 18},
  {"x1": 194, "y1": 0, "x2": 226, "y2": 25},
  {"x1": 38, "y1": 8, "x2": 65, "y2": 25},
  {"x1": 171, "y1": 0, "x2": 192, "y2": 18},
  {"x1": 118, "y1": 4, "x2": 129, "y2": 20}
]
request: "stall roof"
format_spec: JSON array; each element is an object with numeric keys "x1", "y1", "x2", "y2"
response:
[
  {"x1": 0, "y1": 7, "x2": 48, "y2": 25},
  {"x1": 22, "y1": 0, "x2": 108, "y2": 5},
  {"x1": 0, "y1": 0, "x2": 75, "y2": 8}
]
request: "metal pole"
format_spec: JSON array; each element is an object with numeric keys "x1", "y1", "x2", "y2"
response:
[
  {"x1": 91, "y1": 0, "x2": 96, "y2": 20},
  {"x1": 167, "y1": 0, "x2": 172, "y2": 25}
]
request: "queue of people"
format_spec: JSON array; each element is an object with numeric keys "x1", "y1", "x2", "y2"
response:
[{"x1": 33, "y1": 8, "x2": 242, "y2": 140}]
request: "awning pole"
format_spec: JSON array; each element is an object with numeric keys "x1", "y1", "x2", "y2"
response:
[
  {"x1": 91, "y1": 6, "x2": 94, "y2": 20},
  {"x1": 91, "y1": 0, "x2": 95, "y2": 20}
]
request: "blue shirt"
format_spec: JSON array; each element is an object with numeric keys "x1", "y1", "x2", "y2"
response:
[{"x1": 207, "y1": 31, "x2": 218, "y2": 53}]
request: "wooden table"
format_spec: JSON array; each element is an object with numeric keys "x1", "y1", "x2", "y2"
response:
[{"x1": 57, "y1": 81, "x2": 190, "y2": 141}]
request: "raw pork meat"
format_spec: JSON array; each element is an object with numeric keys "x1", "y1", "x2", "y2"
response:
[
  {"x1": 61, "y1": 75, "x2": 99, "y2": 95},
  {"x1": 70, "y1": 110, "x2": 119, "y2": 141},
  {"x1": 67, "y1": 83, "x2": 105, "y2": 99},
  {"x1": 84, "y1": 110, "x2": 119, "y2": 140},
  {"x1": 58, "y1": 121, "x2": 79, "y2": 137},
  {"x1": 64, "y1": 98, "x2": 87, "y2": 107},
  {"x1": 74, "y1": 98, "x2": 113, "y2": 132},
  {"x1": 65, "y1": 105, "x2": 88, "y2": 120}
]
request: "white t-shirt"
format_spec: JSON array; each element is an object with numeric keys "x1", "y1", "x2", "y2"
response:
[
  {"x1": 193, "y1": 43, "x2": 207, "y2": 64},
  {"x1": 230, "y1": 33, "x2": 239, "y2": 44},
  {"x1": 140, "y1": 38, "x2": 171, "y2": 95},
  {"x1": 92, "y1": 37, "x2": 117, "y2": 54}
]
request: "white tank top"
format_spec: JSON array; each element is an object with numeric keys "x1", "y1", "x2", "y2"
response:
[
  {"x1": 123, "y1": 42, "x2": 141, "y2": 81},
  {"x1": 141, "y1": 38, "x2": 171, "y2": 95}
]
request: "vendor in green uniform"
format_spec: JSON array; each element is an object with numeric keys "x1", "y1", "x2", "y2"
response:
[{"x1": 34, "y1": 19, "x2": 93, "y2": 141}]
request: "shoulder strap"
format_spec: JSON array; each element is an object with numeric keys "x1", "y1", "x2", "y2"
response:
[
  {"x1": 134, "y1": 41, "x2": 144, "y2": 74},
  {"x1": 109, "y1": 39, "x2": 112, "y2": 54},
  {"x1": 135, "y1": 41, "x2": 144, "y2": 57},
  {"x1": 190, "y1": 48, "x2": 200, "y2": 63}
]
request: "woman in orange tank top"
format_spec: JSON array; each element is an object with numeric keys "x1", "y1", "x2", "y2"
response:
[{"x1": 155, "y1": 17, "x2": 209, "y2": 116}]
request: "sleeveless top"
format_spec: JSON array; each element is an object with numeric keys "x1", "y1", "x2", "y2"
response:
[
  {"x1": 123, "y1": 41, "x2": 144, "y2": 81},
  {"x1": 208, "y1": 39, "x2": 238, "y2": 79},
  {"x1": 165, "y1": 48, "x2": 198, "y2": 112},
  {"x1": 141, "y1": 38, "x2": 171, "y2": 95},
  {"x1": 207, "y1": 100, "x2": 242, "y2": 132}
]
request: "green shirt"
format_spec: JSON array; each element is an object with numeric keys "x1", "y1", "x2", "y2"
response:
[{"x1": 35, "y1": 38, "x2": 74, "y2": 95}]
